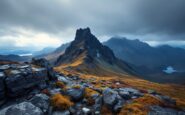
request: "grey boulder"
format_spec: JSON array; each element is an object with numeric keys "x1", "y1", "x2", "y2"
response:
[
  {"x1": 30, "y1": 93, "x2": 49, "y2": 113},
  {"x1": 66, "y1": 87, "x2": 85, "y2": 101},
  {"x1": 103, "y1": 88, "x2": 118, "y2": 107},
  {"x1": 0, "y1": 102, "x2": 43, "y2": 115}
]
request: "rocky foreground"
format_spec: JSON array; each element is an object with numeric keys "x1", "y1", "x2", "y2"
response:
[{"x1": 0, "y1": 59, "x2": 184, "y2": 115}]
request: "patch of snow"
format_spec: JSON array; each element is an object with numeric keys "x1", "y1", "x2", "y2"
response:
[
  {"x1": 0, "y1": 72, "x2": 5, "y2": 77},
  {"x1": 163, "y1": 66, "x2": 177, "y2": 74},
  {"x1": 96, "y1": 50, "x2": 100, "y2": 58}
]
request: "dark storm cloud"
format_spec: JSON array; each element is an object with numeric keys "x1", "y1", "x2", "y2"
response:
[{"x1": 0, "y1": 0, "x2": 185, "y2": 42}]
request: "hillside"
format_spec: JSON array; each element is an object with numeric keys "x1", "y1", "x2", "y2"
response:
[
  {"x1": 55, "y1": 28, "x2": 136, "y2": 76},
  {"x1": 104, "y1": 37, "x2": 185, "y2": 84}
]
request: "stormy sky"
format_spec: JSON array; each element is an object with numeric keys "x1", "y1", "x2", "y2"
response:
[{"x1": 0, "y1": 0, "x2": 185, "y2": 51}]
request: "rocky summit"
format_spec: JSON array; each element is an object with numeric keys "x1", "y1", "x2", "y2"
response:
[
  {"x1": 0, "y1": 59, "x2": 184, "y2": 115},
  {"x1": 56, "y1": 27, "x2": 116, "y2": 65},
  {"x1": 55, "y1": 28, "x2": 136, "y2": 76}
]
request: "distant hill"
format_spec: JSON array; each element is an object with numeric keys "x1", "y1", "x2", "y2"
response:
[
  {"x1": 35, "y1": 43, "x2": 70, "y2": 64},
  {"x1": 0, "y1": 54, "x2": 31, "y2": 62},
  {"x1": 33, "y1": 47, "x2": 56, "y2": 56},
  {"x1": 104, "y1": 37, "x2": 185, "y2": 83},
  {"x1": 55, "y1": 28, "x2": 136, "y2": 76}
]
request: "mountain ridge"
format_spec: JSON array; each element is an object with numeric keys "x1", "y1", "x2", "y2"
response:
[{"x1": 55, "y1": 28, "x2": 136, "y2": 76}]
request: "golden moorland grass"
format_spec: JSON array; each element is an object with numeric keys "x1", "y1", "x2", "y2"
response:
[
  {"x1": 84, "y1": 87, "x2": 99, "y2": 105},
  {"x1": 55, "y1": 62, "x2": 185, "y2": 113},
  {"x1": 50, "y1": 93, "x2": 74, "y2": 110},
  {"x1": 119, "y1": 94, "x2": 164, "y2": 115}
]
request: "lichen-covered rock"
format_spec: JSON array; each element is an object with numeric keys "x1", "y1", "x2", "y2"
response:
[
  {"x1": 0, "y1": 102, "x2": 43, "y2": 115},
  {"x1": 66, "y1": 87, "x2": 85, "y2": 101},
  {"x1": 30, "y1": 94, "x2": 49, "y2": 113},
  {"x1": 5, "y1": 67, "x2": 48, "y2": 97},
  {"x1": 118, "y1": 91, "x2": 131, "y2": 100},
  {"x1": 113, "y1": 99, "x2": 125, "y2": 112},
  {"x1": 103, "y1": 88, "x2": 118, "y2": 107},
  {"x1": 32, "y1": 58, "x2": 57, "y2": 80}
]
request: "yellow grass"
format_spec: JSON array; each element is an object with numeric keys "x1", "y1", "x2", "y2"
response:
[
  {"x1": 119, "y1": 94, "x2": 164, "y2": 115},
  {"x1": 50, "y1": 93, "x2": 74, "y2": 110},
  {"x1": 84, "y1": 87, "x2": 99, "y2": 105},
  {"x1": 54, "y1": 57, "x2": 185, "y2": 110}
]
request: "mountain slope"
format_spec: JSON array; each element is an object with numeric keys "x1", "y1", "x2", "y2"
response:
[
  {"x1": 104, "y1": 37, "x2": 185, "y2": 83},
  {"x1": 55, "y1": 28, "x2": 136, "y2": 76},
  {"x1": 35, "y1": 43, "x2": 70, "y2": 63}
]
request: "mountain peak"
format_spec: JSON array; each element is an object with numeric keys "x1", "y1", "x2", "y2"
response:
[
  {"x1": 55, "y1": 28, "x2": 135, "y2": 76},
  {"x1": 56, "y1": 27, "x2": 116, "y2": 65},
  {"x1": 75, "y1": 27, "x2": 92, "y2": 41}
]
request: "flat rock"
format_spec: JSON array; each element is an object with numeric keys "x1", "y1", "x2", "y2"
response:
[
  {"x1": 119, "y1": 88, "x2": 143, "y2": 97},
  {"x1": 119, "y1": 91, "x2": 131, "y2": 100},
  {"x1": 103, "y1": 88, "x2": 118, "y2": 107},
  {"x1": 0, "y1": 65, "x2": 10, "y2": 71},
  {"x1": 30, "y1": 93, "x2": 49, "y2": 113},
  {"x1": 0, "y1": 102, "x2": 43, "y2": 115},
  {"x1": 66, "y1": 87, "x2": 85, "y2": 101},
  {"x1": 52, "y1": 110, "x2": 70, "y2": 115}
]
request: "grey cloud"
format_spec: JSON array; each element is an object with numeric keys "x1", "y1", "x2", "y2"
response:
[{"x1": 0, "y1": 0, "x2": 185, "y2": 41}]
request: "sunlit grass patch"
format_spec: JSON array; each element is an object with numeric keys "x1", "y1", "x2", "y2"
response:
[{"x1": 50, "y1": 93, "x2": 74, "y2": 110}]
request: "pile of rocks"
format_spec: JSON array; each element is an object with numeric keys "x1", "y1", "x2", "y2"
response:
[
  {"x1": 0, "y1": 62, "x2": 185, "y2": 115},
  {"x1": 0, "y1": 60, "x2": 56, "y2": 102}
]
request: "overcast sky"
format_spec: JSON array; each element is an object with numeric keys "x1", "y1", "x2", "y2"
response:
[{"x1": 0, "y1": 0, "x2": 185, "y2": 51}]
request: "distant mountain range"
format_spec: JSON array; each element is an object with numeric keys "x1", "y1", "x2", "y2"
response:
[{"x1": 104, "y1": 37, "x2": 185, "y2": 83}]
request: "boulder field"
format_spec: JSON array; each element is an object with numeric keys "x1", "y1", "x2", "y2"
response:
[{"x1": 0, "y1": 59, "x2": 184, "y2": 115}]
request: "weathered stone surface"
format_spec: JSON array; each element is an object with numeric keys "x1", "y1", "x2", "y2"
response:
[
  {"x1": 32, "y1": 58, "x2": 57, "y2": 80},
  {"x1": 5, "y1": 67, "x2": 48, "y2": 97},
  {"x1": 119, "y1": 87, "x2": 143, "y2": 98},
  {"x1": 52, "y1": 110, "x2": 70, "y2": 115},
  {"x1": 49, "y1": 88, "x2": 61, "y2": 95},
  {"x1": 0, "y1": 72, "x2": 5, "y2": 99},
  {"x1": 30, "y1": 94, "x2": 49, "y2": 113},
  {"x1": 103, "y1": 88, "x2": 118, "y2": 107},
  {"x1": 119, "y1": 91, "x2": 131, "y2": 100},
  {"x1": 56, "y1": 75, "x2": 71, "y2": 85},
  {"x1": 113, "y1": 99, "x2": 125, "y2": 112},
  {"x1": 0, "y1": 65, "x2": 10, "y2": 71},
  {"x1": 148, "y1": 106, "x2": 185, "y2": 115},
  {"x1": 93, "y1": 96, "x2": 103, "y2": 112},
  {"x1": 0, "y1": 102, "x2": 43, "y2": 115},
  {"x1": 66, "y1": 87, "x2": 85, "y2": 101}
]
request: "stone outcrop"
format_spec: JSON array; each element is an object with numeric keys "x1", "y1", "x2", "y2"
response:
[
  {"x1": 32, "y1": 58, "x2": 57, "y2": 80},
  {"x1": 0, "y1": 102, "x2": 43, "y2": 115},
  {"x1": 0, "y1": 61, "x2": 54, "y2": 99}
]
